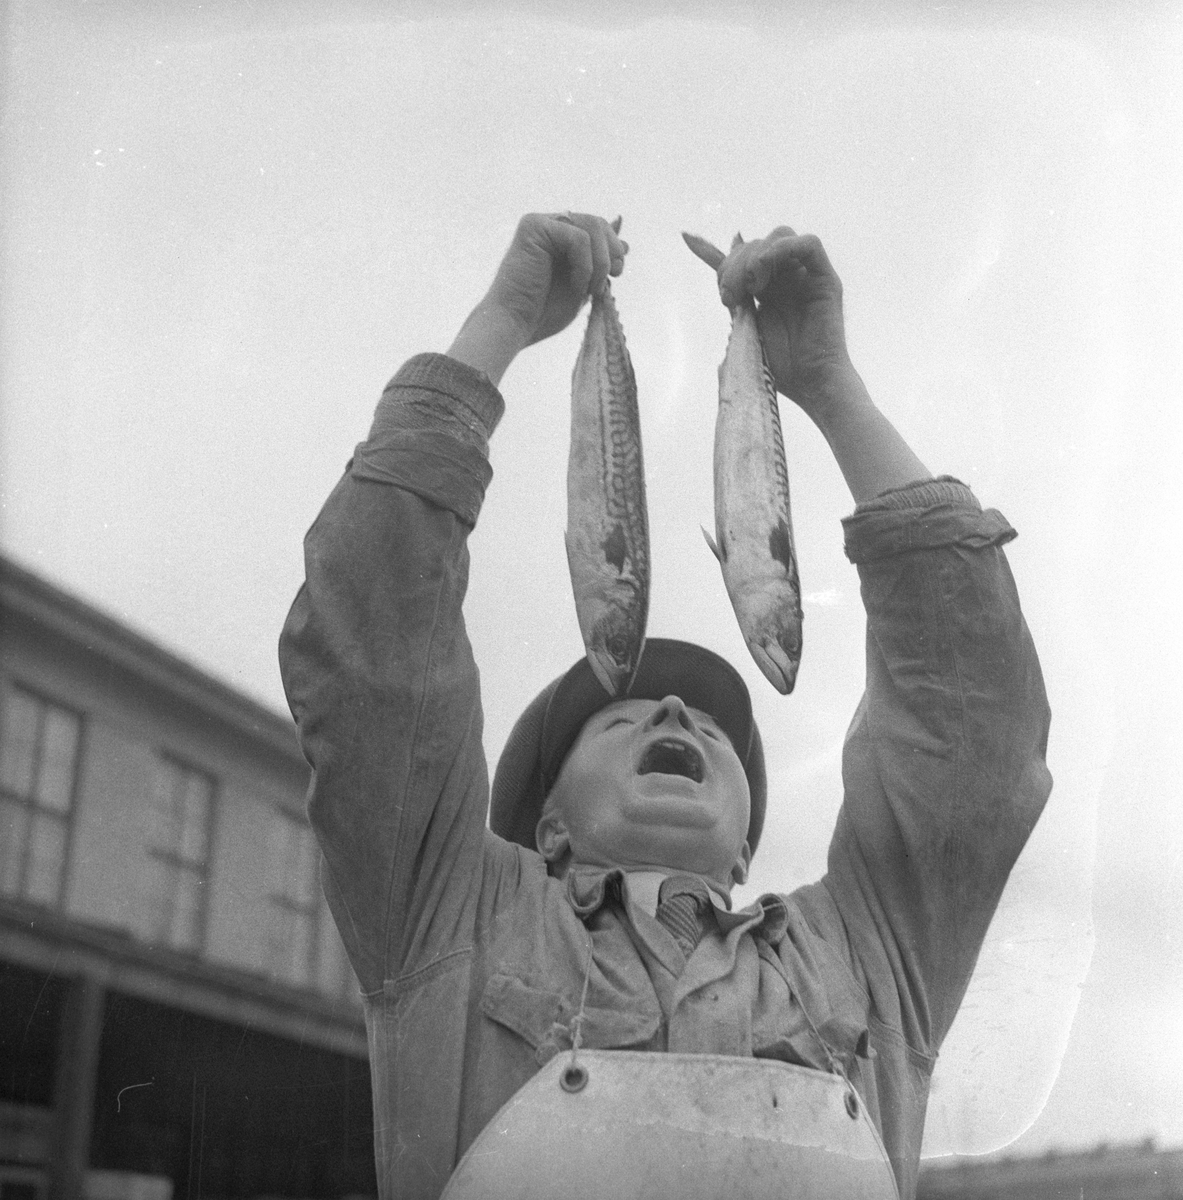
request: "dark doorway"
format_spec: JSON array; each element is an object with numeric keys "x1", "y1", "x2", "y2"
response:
[
  {"x1": 90, "y1": 991, "x2": 376, "y2": 1197},
  {"x1": 0, "y1": 960, "x2": 67, "y2": 1109}
]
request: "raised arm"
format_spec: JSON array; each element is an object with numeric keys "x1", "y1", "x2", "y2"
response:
[
  {"x1": 714, "y1": 227, "x2": 930, "y2": 503},
  {"x1": 715, "y1": 229, "x2": 1052, "y2": 1051},
  {"x1": 449, "y1": 212, "x2": 628, "y2": 383},
  {"x1": 279, "y1": 213, "x2": 626, "y2": 991}
]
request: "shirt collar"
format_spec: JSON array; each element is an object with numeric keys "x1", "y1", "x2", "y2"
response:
[{"x1": 564, "y1": 864, "x2": 788, "y2": 941}]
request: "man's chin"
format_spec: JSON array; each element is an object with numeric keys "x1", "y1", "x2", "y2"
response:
[{"x1": 622, "y1": 779, "x2": 717, "y2": 829}]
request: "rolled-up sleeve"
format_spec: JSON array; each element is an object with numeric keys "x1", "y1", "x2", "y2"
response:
[
  {"x1": 278, "y1": 354, "x2": 505, "y2": 991},
  {"x1": 824, "y1": 476, "x2": 1052, "y2": 1052},
  {"x1": 350, "y1": 353, "x2": 501, "y2": 526}
]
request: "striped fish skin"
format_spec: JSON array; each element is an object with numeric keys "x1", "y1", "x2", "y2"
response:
[
  {"x1": 565, "y1": 281, "x2": 650, "y2": 696},
  {"x1": 683, "y1": 232, "x2": 803, "y2": 695}
]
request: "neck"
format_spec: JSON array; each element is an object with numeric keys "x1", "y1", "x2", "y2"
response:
[{"x1": 555, "y1": 859, "x2": 735, "y2": 906}]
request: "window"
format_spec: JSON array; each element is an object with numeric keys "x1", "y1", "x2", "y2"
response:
[
  {"x1": 0, "y1": 684, "x2": 82, "y2": 906},
  {"x1": 314, "y1": 892, "x2": 360, "y2": 1004},
  {"x1": 138, "y1": 756, "x2": 214, "y2": 952},
  {"x1": 264, "y1": 808, "x2": 320, "y2": 986}
]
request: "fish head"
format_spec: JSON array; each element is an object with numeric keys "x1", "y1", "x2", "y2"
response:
[
  {"x1": 585, "y1": 600, "x2": 646, "y2": 697},
  {"x1": 727, "y1": 584, "x2": 803, "y2": 695},
  {"x1": 749, "y1": 634, "x2": 801, "y2": 695}
]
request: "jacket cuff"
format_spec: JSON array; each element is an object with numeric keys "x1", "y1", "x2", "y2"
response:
[
  {"x1": 842, "y1": 475, "x2": 1017, "y2": 564},
  {"x1": 379, "y1": 352, "x2": 506, "y2": 446},
  {"x1": 349, "y1": 353, "x2": 506, "y2": 527}
]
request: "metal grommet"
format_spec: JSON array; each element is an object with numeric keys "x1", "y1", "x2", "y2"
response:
[
  {"x1": 844, "y1": 1090, "x2": 859, "y2": 1119},
  {"x1": 560, "y1": 1063, "x2": 589, "y2": 1093}
]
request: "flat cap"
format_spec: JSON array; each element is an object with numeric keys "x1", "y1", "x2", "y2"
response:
[{"x1": 490, "y1": 638, "x2": 766, "y2": 855}]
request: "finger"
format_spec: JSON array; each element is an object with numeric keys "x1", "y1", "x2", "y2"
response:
[
  {"x1": 608, "y1": 216, "x2": 629, "y2": 267},
  {"x1": 608, "y1": 231, "x2": 629, "y2": 277},
  {"x1": 718, "y1": 231, "x2": 837, "y2": 305},
  {"x1": 559, "y1": 212, "x2": 619, "y2": 295},
  {"x1": 607, "y1": 216, "x2": 626, "y2": 276},
  {"x1": 547, "y1": 218, "x2": 595, "y2": 302},
  {"x1": 574, "y1": 212, "x2": 628, "y2": 264},
  {"x1": 718, "y1": 239, "x2": 761, "y2": 307},
  {"x1": 588, "y1": 225, "x2": 612, "y2": 295},
  {"x1": 750, "y1": 227, "x2": 799, "y2": 292},
  {"x1": 753, "y1": 232, "x2": 838, "y2": 283}
]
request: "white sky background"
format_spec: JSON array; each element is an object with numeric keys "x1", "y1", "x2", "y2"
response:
[{"x1": 2, "y1": 0, "x2": 1181, "y2": 1162}]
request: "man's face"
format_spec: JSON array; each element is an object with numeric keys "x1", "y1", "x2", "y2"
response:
[{"x1": 536, "y1": 695, "x2": 752, "y2": 890}]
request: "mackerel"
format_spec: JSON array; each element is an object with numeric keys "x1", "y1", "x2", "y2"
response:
[
  {"x1": 683, "y1": 231, "x2": 803, "y2": 694},
  {"x1": 565, "y1": 278, "x2": 650, "y2": 696}
]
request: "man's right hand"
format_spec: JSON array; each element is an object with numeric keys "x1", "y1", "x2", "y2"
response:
[
  {"x1": 492, "y1": 212, "x2": 627, "y2": 346},
  {"x1": 447, "y1": 213, "x2": 627, "y2": 385}
]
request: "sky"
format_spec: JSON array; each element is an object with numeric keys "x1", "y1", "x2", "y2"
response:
[{"x1": 2, "y1": 0, "x2": 1181, "y2": 1163}]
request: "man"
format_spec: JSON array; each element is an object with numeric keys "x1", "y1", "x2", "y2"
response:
[{"x1": 279, "y1": 213, "x2": 1051, "y2": 1199}]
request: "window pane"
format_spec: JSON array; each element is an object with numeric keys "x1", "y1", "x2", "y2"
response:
[
  {"x1": 135, "y1": 854, "x2": 172, "y2": 944},
  {"x1": 315, "y1": 896, "x2": 358, "y2": 1001},
  {"x1": 178, "y1": 772, "x2": 211, "y2": 864},
  {"x1": 24, "y1": 813, "x2": 65, "y2": 905},
  {"x1": 148, "y1": 761, "x2": 179, "y2": 851},
  {"x1": 266, "y1": 905, "x2": 293, "y2": 978},
  {"x1": 287, "y1": 911, "x2": 312, "y2": 986},
  {"x1": 265, "y1": 811, "x2": 290, "y2": 896},
  {"x1": 36, "y1": 707, "x2": 80, "y2": 813},
  {"x1": 0, "y1": 796, "x2": 30, "y2": 893},
  {"x1": 170, "y1": 868, "x2": 204, "y2": 951},
  {"x1": 314, "y1": 903, "x2": 335, "y2": 995},
  {"x1": 0, "y1": 689, "x2": 40, "y2": 798},
  {"x1": 293, "y1": 825, "x2": 319, "y2": 908},
  {"x1": 269, "y1": 810, "x2": 317, "y2": 905}
]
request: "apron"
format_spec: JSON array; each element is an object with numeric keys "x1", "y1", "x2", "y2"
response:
[{"x1": 441, "y1": 1051, "x2": 901, "y2": 1199}]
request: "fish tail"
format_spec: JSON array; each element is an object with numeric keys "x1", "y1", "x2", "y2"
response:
[{"x1": 682, "y1": 231, "x2": 726, "y2": 269}]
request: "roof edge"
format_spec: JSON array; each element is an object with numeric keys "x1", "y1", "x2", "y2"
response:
[{"x1": 0, "y1": 554, "x2": 304, "y2": 768}]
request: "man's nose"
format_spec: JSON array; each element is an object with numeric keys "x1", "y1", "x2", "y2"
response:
[{"x1": 645, "y1": 696, "x2": 695, "y2": 733}]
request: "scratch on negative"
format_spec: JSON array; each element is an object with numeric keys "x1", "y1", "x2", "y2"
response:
[{"x1": 116, "y1": 1081, "x2": 155, "y2": 1112}]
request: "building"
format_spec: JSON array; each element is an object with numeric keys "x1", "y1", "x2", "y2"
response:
[
  {"x1": 918, "y1": 1140, "x2": 1183, "y2": 1199},
  {"x1": 0, "y1": 556, "x2": 376, "y2": 1199}
]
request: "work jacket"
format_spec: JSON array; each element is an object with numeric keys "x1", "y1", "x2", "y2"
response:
[{"x1": 279, "y1": 353, "x2": 1053, "y2": 1200}]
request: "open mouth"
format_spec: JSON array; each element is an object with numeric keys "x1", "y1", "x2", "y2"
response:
[{"x1": 637, "y1": 738, "x2": 704, "y2": 783}]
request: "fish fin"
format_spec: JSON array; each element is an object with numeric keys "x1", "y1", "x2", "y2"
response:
[
  {"x1": 731, "y1": 232, "x2": 744, "y2": 249},
  {"x1": 701, "y1": 526, "x2": 724, "y2": 564},
  {"x1": 682, "y1": 232, "x2": 726, "y2": 270},
  {"x1": 611, "y1": 215, "x2": 622, "y2": 233},
  {"x1": 749, "y1": 638, "x2": 799, "y2": 696}
]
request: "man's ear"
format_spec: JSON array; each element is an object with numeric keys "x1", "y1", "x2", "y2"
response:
[
  {"x1": 536, "y1": 810, "x2": 571, "y2": 865},
  {"x1": 730, "y1": 841, "x2": 752, "y2": 887}
]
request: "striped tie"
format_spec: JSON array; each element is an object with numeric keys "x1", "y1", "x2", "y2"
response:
[{"x1": 656, "y1": 875, "x2": 710, "y2": 959}]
